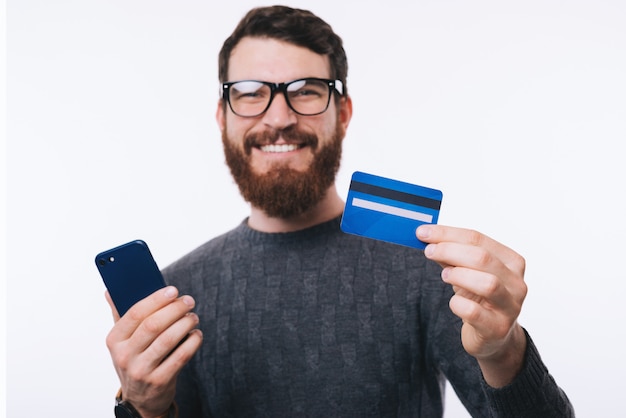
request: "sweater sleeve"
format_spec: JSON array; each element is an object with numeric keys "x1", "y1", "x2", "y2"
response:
[
  {"x1": 423, "y1": 261, "x2": 574, "y2": 417},
  {"x1": 174, "y1": 361, "x2": 205, "y2": 418},
  {"x1": 481, "y1": 329, "x2": 575, "y2": 417},
  {"x1": 164, "y1": 257, "x2": 211, "y2": 418}
]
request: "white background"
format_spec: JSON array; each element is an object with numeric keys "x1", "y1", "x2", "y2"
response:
[{"x1": 6, "y1": 1, "x2": 626, "y2": 416}]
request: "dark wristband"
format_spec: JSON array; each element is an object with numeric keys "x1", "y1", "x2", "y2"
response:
[
  {"x1": 115, "y1": 396, "x2": 142, "y2": 418},
  {"x1": 114, "y1": 391, "x2": 177, "y2": 418}
]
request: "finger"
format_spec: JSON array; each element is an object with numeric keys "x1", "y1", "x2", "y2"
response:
[
  {"x1": 449, "y1": 292, "x2": 493, "y2": 326},
  {"x1": 150, "y1": 328, "x2": 204, "y2": 383},
  {"x1": 105, "y1": 290, "x2": 121, "y2": 322},
  {"x1": 109, "y1": 286, "x2": 180, "y2": 341},
  {"x1": 130, "y1": 295, "x2": 196, "y2": 353},
  {"x1": 442, "y1": 266, "x2": 519, "y2": 313},
  {"x1": 426, "y1": 241, "x2": 512, "y2": 284},
  {"x1": 433, "y1": 243, "x2": 527, "y2": 310},
  {"x1": 449, "y1": 295, "x2": 507, "y2": 348},
  {"x1": 452, "y1": 294, "x2": 521, "y2": 351},
  {"x1": 142, "y1": 311, "x2": 200, "y2": 367},
  {"x1": 417, "y1": 225, "x2": 525, "y2": 271}
]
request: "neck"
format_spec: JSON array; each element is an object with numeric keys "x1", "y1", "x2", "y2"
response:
[{"x1": 247, "y1": 184, "x2": 344, "y2": 233}]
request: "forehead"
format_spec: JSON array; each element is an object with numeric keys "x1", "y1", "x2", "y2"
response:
[{"x1": 228, "y1": 37, "x2": 331, "y2": 82}]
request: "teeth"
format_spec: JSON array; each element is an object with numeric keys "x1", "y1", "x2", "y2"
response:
[{"x1": 260, "y1": 144, "x2": 299, "y2": 153}]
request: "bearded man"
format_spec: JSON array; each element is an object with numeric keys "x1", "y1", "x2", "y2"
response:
[{"x1": 105, "y1": 6, "x2": 574, "y2": 418}]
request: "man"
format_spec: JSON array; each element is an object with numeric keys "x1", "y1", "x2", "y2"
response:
[{"x1": 105, "y1": 6, "x2": 574, "y2": 417}]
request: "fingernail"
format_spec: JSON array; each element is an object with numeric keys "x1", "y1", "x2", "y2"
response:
[
  {"x1": 164, "y1": 286, "x2": 177, "y2": 298},
  {"x1": 424, "y1": 244, "x2": 435, "y2": 257},
  {"x1": 417, "y1": 225, "x2": 430, "y2": 239},
  {"x1": 182, "y1": 295, "x2": 195, "y2": 307}
]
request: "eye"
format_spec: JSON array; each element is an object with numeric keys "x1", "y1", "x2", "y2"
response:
[
  {"x1": 287, "y1": 80, "x2": 327, "y2": 99},
  {"x1": 293, "y1": 88, "x2": 322, "y2": 98},
  {"x1": 231, "y1": 81, "x2": 268, "y2": 100}
]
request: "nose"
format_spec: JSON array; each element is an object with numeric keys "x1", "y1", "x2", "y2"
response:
[{"x1": 261, "y1": 91, "x2": 297, "y2": 130}]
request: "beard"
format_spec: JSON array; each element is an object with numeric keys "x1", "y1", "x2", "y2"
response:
[{"x1": 222, "y1": 122, "x2": 344, "y2": 219}]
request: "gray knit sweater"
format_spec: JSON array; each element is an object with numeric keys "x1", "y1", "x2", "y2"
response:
[{"x1": 163, "y1": 217, "x2": 573, "y2": 417}]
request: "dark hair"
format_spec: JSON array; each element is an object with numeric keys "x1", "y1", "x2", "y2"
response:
[{"x1": 218, "y1": 5, "x2": 348, "y2": 95}]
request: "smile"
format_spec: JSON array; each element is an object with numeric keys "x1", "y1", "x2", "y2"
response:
[{"x1": 259, "y1": 144, "x2": 302, "y2": 153}]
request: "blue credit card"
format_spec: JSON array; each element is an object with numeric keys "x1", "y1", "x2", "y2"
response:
[{"x1": 340, "y1": 171, "x2": 443, "y2": 249}]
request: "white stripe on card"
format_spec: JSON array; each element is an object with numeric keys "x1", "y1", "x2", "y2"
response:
[{"x1": 351, "y1": 197, "x2": 433, "y2": 223}]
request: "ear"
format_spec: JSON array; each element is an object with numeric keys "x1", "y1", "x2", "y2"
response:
[
  {"x1": 338, "y1": 95, "x2": 353, "y2": 133},
  {"x1": 216, "y1": 99, "x2": 226, "y2": 131}
]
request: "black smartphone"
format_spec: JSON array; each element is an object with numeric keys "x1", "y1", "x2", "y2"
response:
[{"x1": 95, "y1": 239, "x2": 166, "y2": 317}]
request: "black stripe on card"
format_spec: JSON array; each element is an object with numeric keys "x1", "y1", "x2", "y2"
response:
[{"x1": 350, "y1": 180, "x2": 441, "y2": 210}]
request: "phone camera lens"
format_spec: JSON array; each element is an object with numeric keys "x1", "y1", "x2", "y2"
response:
[{"x1": 98, "y1": 258, "x2": 106, "y2": 266}]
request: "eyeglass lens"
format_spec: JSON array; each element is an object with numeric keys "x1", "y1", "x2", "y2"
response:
[{"x1": 228, "y1": 79, "x2": 332, "y2": 117}]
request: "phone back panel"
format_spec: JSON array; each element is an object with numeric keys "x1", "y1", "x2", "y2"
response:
[{"x1": 95, "y1": 240, "x2": 166, "y2": 316}]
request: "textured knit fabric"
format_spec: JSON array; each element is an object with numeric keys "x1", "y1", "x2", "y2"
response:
[{"x1": 163, "y1": 217, "x2": 574, "y2": 417}]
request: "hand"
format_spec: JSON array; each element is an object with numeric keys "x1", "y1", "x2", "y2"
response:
[
  {"x1": 417, "y1": 225, "x2": 528, "y2": 387},
  {"x1": 105, "y1": 286, "x2": 203, "y2": 418}
]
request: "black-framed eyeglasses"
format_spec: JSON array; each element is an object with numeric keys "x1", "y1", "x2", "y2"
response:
[{"x1": 221, "y1": 77, "x2": 344, "y2": 118}]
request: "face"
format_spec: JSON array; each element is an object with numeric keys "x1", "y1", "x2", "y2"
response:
[{"x1": 217, "y1": 37, "x2": 352, "y2": 218}]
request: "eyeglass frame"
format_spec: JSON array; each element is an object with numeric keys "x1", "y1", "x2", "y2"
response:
[{"x1": 221, "y1": 77, "x2": 345, "y2": 118}]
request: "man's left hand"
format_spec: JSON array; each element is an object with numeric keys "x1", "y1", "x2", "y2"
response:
[{"x1": 417, "y1": 224, "x2": 528, "y2": 387}]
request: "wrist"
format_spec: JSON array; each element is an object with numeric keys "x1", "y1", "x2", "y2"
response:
[
  {"x1": 114, "y1": 389, "x2": 177, "y2": 418},
  {"x1": 478, "y1": 325, "x2": 527, "y2": 388}
]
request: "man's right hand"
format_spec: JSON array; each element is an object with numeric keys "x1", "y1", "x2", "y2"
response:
[{"x1": 105, "y1": 286, "x2": 203, "y2": 418}]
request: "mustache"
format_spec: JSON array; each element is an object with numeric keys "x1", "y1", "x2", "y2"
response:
[{"x1": 244, "y1": 126, "x2": 319, "y2": 154}]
